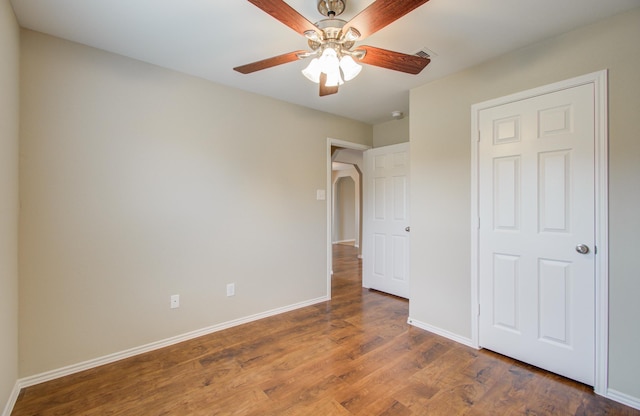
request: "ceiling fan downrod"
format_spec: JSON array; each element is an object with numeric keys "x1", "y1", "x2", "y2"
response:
[{"x1": 317, "y1": 0, "x2": 345, "y2": 18}]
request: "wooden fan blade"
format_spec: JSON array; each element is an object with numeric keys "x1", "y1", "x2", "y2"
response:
[
  {"x1": 357, "y1": 45, "x2": 430, "y2": 74},
  {"x1": 234, "y1": 50, "x2": 307, "y2": 74},
  {"x1": 248, "y1": 0, "x2": 320, "y2": 36},
  {"x1": 319, "y1": 73, "x2": 339, "y2": 96},
  {"x1": 344, "y1": 0, "x2": 430, "y2": 39}
]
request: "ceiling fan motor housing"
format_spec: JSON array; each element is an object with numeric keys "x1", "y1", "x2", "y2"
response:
[
  {"x1": 305, "y1": 18, "x2": 359, "y2": 57},
  {"x1": 318, "y1": 0, "x2": 345, "y2": 17}
]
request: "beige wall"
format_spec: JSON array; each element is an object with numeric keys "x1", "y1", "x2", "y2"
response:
[
  {"x1": 335, "y1": 175, "x2": 356, "y2": 242},
  {"x1": 0, "y1": 0, "x2": 20, "y2": 411},
  {"x1": 373, "y1": 117, "x2": 409, "y2": 147},
  {"x1": 19, "y1": 30, "x2": 372, "y2": 377},
  {"x1": 409, "y1": 7, "x2": 640, "y2": 400}
]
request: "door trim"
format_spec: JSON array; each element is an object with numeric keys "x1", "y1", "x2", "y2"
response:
[
  {"x1": 326, "y1": 138, "x2": 371, "y2": 299},
  {"x1": 470, "y1": 70, "x2": 608, "y2": 394}
]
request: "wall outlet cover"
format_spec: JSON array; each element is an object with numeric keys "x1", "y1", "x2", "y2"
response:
[
  {"x1": 226, "y1": 283, "x2": 235, "y2": 297},
  {"x1": 170, "y1": 294, "x2": 179, "y2": 309}
]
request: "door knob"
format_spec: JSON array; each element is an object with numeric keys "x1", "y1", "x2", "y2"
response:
[
  {"x1": 405, "y1": 226, "x2": 410, "y2": 232},
  {"x1": 576, "y1": 244, "x2": 590, "y2": 254}
]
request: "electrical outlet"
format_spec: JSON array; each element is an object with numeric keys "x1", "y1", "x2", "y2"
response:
[
  {"x1": 226, "y1": 283, "x2": 235, "y2": 297},
  {"x1": 170, "y1": 294, "x2": 179, "y2": 309}
]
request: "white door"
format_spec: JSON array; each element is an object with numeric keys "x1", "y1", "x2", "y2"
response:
[
  {"x1": 478, "y1": 84, "x2": 595, "y2": 385},
  {"x1": 363, "y1": 143, "x2": 410, "y2": 298}
]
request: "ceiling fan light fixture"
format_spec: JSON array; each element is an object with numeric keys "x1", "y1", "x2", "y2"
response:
[
  {"x1": 339, "y1": 55, "x2": 361, "y2": 81},
  {"x1": 302, "y1": 58, "x2": 321, "y2": 83},
  {"x1": 342, "y1": 27, "x2": 360, "y2": 42},
  {"x1": 319, "y1": 48, "x2": 343, "y2": 86},
  {"x1": 304, "y1": 29, "x2": 322, "y2": 43},
  {"x1": 351, "y1": 49, "x2": 366, "y2": 60},
  {"x1": 319, "y1": 47, "x2": 339, "y2": 73},
  {"x1": 240, "y1": 0, "x2": 433, "y2": 97},
  {"x1": 324, "y1": 67, "x2": 344, "y2": 87},
  {"x1": 302, "y1": 46, "x2": 358, "y2": 86}
]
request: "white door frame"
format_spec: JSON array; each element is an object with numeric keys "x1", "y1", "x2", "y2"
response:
[
  {"x1": 326, "y1": 138, "x2": 371, "y2": 298},
  {"x1": 470, "y1": 70, "x2": 608, "y2": 394}
]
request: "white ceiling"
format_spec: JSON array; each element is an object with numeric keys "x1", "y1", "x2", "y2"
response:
[{"x1": 10, "y1": 0, "x2": 640, "y2": 124}]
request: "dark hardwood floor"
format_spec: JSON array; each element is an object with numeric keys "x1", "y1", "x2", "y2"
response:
[{"x1": 12, "y1": 244, "x2": 639, "y2": 415}]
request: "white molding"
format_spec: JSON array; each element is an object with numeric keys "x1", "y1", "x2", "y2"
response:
[
  {"x1": 328, "y1": 139, "x2": 370, "y2": 152},
  {"x1": 332, "y1": 166, "x2": 361, "y2": 249},
  {"x1": 470, "y1": 101, "x2": 480, "y2": 349},
  {"x1": 593, "y1": 70, "x2": 609, "y2": 396},
  {"x1": 3, "y1": 295, "x2": 328, "y2": 415},
  {"x1": 1, "y1": 382, "x2": 21, "y2": 416},
  {"x1": 470, "y1": 70, "x2": 609, "y2": 393},
  {"x1": 607, "y1": 389, "x2": 640, "y2": 411},
  {"x1": 334, "y1": 239, "x2": 356, "y2": 245},
  {"x1": 407, "y1": 317, "x2": 475, "y2": 349},
  {"x1": 7, "y1": 300, "x2": 638, "y2": 415}
]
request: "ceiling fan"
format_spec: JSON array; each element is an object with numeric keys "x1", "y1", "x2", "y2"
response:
[{"x1": 233, "y1": 0, "x2": 431, "y2": 96}]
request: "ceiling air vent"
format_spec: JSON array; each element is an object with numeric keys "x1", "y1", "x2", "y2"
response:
[{"x1": 414, "y1": 47, "x2": 437, "y2": 59}]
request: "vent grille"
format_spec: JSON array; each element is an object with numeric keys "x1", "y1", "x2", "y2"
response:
[{"x1": 414, "y1": 47, "x2": 437, "y2": 59}]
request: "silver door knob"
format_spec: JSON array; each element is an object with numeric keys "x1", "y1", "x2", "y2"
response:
[
  {"x1": 405, "y1": 226, "x2": 410, "y2": 232},
  {"x1": 576, "y1": 244, "x2": 590, "y2": 254}
]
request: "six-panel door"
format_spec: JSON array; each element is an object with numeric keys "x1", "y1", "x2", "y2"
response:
[{"x1": 478, "y1": 84, "x2": 596, "y2": 385}]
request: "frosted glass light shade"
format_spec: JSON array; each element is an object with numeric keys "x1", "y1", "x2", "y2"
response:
[
  {"x1": 302, "y1": 58, "x2": 321, "y2": 83},
  {"x1": 325, "y1": 66, "x2": 344, "y2": 87},
  {"x1": 301, "y1": 47, "x2": 356, "y2": 87},
  {"x1": 319, "y1": 47, "x2": 339, "y2": 74},
  {"x1": 339, "y1": 55, "x2": 362, "y2": 81}
]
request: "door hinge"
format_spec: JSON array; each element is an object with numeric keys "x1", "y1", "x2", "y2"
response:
[
  {"x1": 477, "y1": 130, "x2": 481, "y2": 142},
  {"x1": 478, "y1": 304, "x2": 481, "y2": 316}
]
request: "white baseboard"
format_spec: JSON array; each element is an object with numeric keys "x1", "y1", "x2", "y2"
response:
[
  {"x1": 8, "y1": 301, "x2": 638, "y2": 415},
  {"x1": 407, "y1": 317, "x2": 475, "y2": 349},
  {"x1": 2, "y1": 296, "x2": 328, "y2": 416},
  {"x1": 607, "y1": 388, "x2": 640, "y2": 411},
  {"x1": 406, "y1": 319, "x2": 640, "y2": 411},
  {"x1": 2, "y1": 382, "x2": 21, "y2": 416}
]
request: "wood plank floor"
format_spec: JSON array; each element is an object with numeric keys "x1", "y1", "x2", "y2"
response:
[{"x1": 12, "y1": 244, "x2": 639, "y2": 415}]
